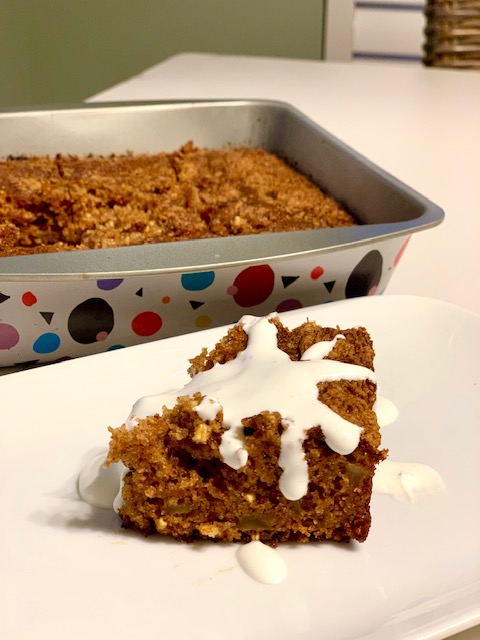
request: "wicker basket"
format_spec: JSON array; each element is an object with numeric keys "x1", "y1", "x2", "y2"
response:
[{"x1": 423, "y1": 0, "x2": 480, "y2": 69}]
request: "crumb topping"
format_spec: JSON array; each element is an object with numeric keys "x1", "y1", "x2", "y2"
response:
[{"x1": 0, "y1": 143, "x2": 357, "y2": 256}]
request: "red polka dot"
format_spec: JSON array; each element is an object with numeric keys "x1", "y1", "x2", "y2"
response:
[
  {"x1": 230, "y1": 265, "x2": 275, "y2": 308},
  {"x1": 162, "y1": 296, "x2": 171, "y2": 304},
  {"x1": 310, "y1": 266, "x2": 324, "y2": 280},
  {"x1": 131, "y1": 311, "x2": 162, "y2": 337},
  {"x1": 276, "y1": 299, "x2": 303, "y2": 313},
  {"x1": 22, "y1": 292, "x2": 37, "y2": 306},
  {"x1": 394, "y1": 237, "x2": 411, "y2": 267}
]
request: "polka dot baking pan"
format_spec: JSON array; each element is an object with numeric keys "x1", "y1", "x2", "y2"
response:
[{"x1": 0, "y1": 100, "x2": 443, "y2": 367}]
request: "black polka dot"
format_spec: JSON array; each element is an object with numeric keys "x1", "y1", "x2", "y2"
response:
[
  {"x1": 68, "y1": 298, "x2": 114, "y2": 344},
  {"x1": 345, "y1": 250, "x2": 383, "y2": 299}
]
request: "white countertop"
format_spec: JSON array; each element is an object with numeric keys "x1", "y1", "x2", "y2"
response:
[
  {"x1": 90, "y1": 52, "x2": 480, "y2": 316},
  {"x1": 89, "y1": 54, "x2": 480, "y2": 640}
]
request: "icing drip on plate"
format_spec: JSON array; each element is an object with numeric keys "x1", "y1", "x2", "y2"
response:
[
  {"x1": 78, "y1": 452, "x2": 123, "y2": 509},
  {"x1": 373, "y1": 460, "x2": 446, "y2": 502},
  {"x1": 236, "y1": 540, "x2": 288, "y2": 585},
  {"x1": 371, "y1": 398, "x2": 446, "y2": 501},
  {"x1": 374, "y1": 396, "x2": 399, "y2": 428},
  {"x1": 131, "y1": 314, "x2": 377, "y2": 501}
]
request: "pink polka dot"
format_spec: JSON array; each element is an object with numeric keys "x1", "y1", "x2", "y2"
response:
[
  {"x1": 227, "y1": 285, "x2": 238, "y2": 296},
  {"x1": 368, "y1": 286, "x2": 378, "y2": 296},
  {"x1": 132, "y1": 311, "x2": 162, "y2": 337},
  {"x1": 96, "y1": 331, "x2": 109, "y2": 342},
  {"x1": 394, "y1": 237, "x2": 411, "y2": 267},
  {"x1": 22, "y1": 292, "x2": 37, "y2": 306},
  {"x1": 310, "y1": 266, "x2": 324, "y2": 280},
  {"x1": 0, "y1": 323, "x2": 20, "y2": 350}
]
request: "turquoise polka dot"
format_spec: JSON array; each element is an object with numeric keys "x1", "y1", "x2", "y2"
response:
[
  {"x1": 107, "y1": 344, "x2": 125, "y2": 351},
  {"x1": 181, "y1": 271, "x2": 215, "y2": 291},
  {"x1": 33, "y1": 333, "x2": 61, "y2": 354}
]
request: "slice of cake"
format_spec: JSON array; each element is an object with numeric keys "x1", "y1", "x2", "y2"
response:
[{"x1": 106, "y1": 313, "x2": 386, "y2": 544}]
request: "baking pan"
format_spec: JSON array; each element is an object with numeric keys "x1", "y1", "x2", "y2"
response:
[{"x1": 0, "y1": 100, "x2": 443, "y2": 366}]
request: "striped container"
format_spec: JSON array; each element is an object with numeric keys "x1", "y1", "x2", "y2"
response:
[{"x1": 424, "y1": 0, "x2": 480, "y2": 69}]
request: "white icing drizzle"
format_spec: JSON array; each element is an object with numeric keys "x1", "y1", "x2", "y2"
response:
[
  {"x1": 193, "y1": 395, "x2": 222, "y2": 421},
  {"x1": 125, "y1": 416, "x2": 139, "y2": 431},
  {"x1": 373, "y1": 460, "x2": 446, "y2": 502},
  {"x1": 78, "y1": 452, "x2": 123, "y2": 509},
  {"x1": 236, "y1": 540, "x2": 288, "y2": 585},
  {"x1": 131, "y1": 314, "x2": 377, "y2": 501},
  {"x1": 113, "y1": 463, "x2": 129, "y2": 512},
  {"x1": 374, "y1": 396, "x2": 399, "y2": 428}
]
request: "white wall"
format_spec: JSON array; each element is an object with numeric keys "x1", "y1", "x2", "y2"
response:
[{"x1": 324, "y1": 0, "x2": 426, "y2": 63}]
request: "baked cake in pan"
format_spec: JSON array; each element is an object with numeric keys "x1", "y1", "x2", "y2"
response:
[
  {"x1": 106, "y1": 313, "x2": 385, "y2": 545},
  {"x1": 0, "y1": 143, "x2": 356, "y2": 257}
]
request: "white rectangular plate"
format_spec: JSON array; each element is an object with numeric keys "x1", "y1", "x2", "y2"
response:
[{"x1": 1, "y1": 295, "x2": 479, "y2": 640}]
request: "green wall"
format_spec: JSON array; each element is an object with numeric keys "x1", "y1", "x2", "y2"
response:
[{"x1": 0, "y1": 1, "x2": 325, "y2": 108}]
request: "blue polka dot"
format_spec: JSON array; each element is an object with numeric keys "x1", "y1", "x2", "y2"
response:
[
  {"x1": 107, "y1": 344, "x2": 125, "y2": 351},
  {"x1": 181, "y1": 271, "x2": 215, "y2": 291},
  {"x1": 33, "y1": 333, "x2": 61, "y2": 354},
  {"x1": 97, "y1": 279, "x2": 124, "y2": 291}
]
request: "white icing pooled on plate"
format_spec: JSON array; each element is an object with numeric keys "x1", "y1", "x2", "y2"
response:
[
  {"x1": 78, "y1": 452, "x2": 124, "y2": 509},
  {"x1": 236, "y1": 540, "x2": 288, "y2": 585},
  {"x1": 131, "y1": 314, "x2": 377, "y2": 501},
  {"x1": 373, "y1": 460, "x2": 446, "y2": 502}
]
